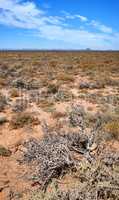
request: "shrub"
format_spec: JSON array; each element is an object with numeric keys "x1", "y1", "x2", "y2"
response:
[
  {"x1": 38, "y1": 99, "x2": 54, "y2": 110},
  {"x1": 0, "y1": 77, "x2": 6, "y2": 87},
  {"x1": 23, "y1": 132, "x2": 89, "y2": 191},
  {"x1": 52, "y1": 111, "x2": 66, "y2": 119},
  {"x1": 69, "y1": 105, "x2": 85, "y2": 128},
  {"x1": 12, "y1": 99, "x2": 28, "y2": 113},
  {"x1": 104, "y1": 120, "x2": 119, "y2": 141},
  {"x1": 0, "y1": 145, "x2": 12, "y2": 157},
  {"x1": 12, "y1": 78, "x2": 27, "y2": 89},
  {"x1": 10, "y1": 88, "x2": 19, "y2": 98},
  {"x1": 49, "y1": 60, "x2": 58, "y2": 68},
  {"x1": 55, "y1": 90, "x2": 73, "y2": 102},
  {"x1": 10, "y1": 112, "x2": 39, "y2": 129},
  {"x1": 57, "y1": 73, "x2": 74, "y2": 83},
  {"x1": 0, "y1": 116, "x2": 7, "y2": 125},
  {"x1": 0, "y1": 93, "x2": 7, "y2": 112},
  {"x1": 47, "y1": 83, "x2": 59, "y2": 94}
]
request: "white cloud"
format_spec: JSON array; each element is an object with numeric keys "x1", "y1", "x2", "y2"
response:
[
  {"x1": 75, "y1": 15, "x2": 88, "y2": 22},
  {"x1": 0, "y1": 0, "x2": 118, "y2": 49},
  {"x1": 61, "y1": 11, "x2": 88, "y2": 22},
  {"x1": 90, "y1": 20, "x2": 113, "y2": 33}
]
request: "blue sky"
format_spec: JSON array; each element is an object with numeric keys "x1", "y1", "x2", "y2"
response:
[{"x1": 0, "y1": 0, "x2": 119, "y2": 49}]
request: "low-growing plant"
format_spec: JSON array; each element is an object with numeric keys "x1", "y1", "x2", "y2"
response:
[
  {"x1": 0, "y1": 93, "x2": 7, "y2": 112},
  {"x1": 52, "y1": 111, "x2": 66, "y2": 119},
  {"x1": 0, "y1": 77, "x2": 6, "y2": 88},
  {"x1": 0, "y1": 116, "x2": 7, "y2": 125},
  {"x1": 10, "y1": 112, "x2": 39, "y2": 129},
  {"x1": 10, "y1": 88, "x2": 19, "y2": 98},
  {"x1": 104, "y1": 120, "x2": 119, "y2": 141},
  {"x1": 57, "y1": 73, "x2": 74, "y2": 83},
  {"x1": 0, "y1": 145, "x2": 12, "y2": 157},
  {"x1": 12, "y1": 98, "x2": 28, "y2": 112},
  {"x1": 47, "y1": 83, "x2": 59, "y2": 94},
  {"x1": 38, "y1": 99, "x2": 54, "y2": 110},
  {"x1": 69, "y1": 105, "x2": 85, "y2": 128},
  {"x1": 55, "y1": 90, "x2": 73, "y2": 102}
]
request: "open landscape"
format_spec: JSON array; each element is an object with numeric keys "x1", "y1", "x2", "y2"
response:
[{"x1": 0, "y1": 51, "x2": 119, "y2": 199}]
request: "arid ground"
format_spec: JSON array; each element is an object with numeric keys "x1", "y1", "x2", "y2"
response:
[{"x1": 0, "y1": 51, "x2": 119, "y2": 200}]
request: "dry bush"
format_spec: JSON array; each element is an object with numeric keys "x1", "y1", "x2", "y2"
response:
[
  {"x1": 23, "y1": 131, "x2": 89, "y2": 191},
  {"x1": 0, "y1": 93, "x2": 7, "y2": 112},
  {"x1": 12, "y1": 78, "x2": 40, "y2": 90},
  {"x1": 10, "y1": 112, "x2": 39, "y2": 129},
  {"x1": 0, "y1": 116, "x2": 7, "y2": 125},
  {"x1": 12, "y1": 98, "x2": 28, "y2": 112},
  {"x1": 38, "y1": 99, "x2": 54, "y2": 110},
  {"x1": 49, "y1": 60, "x2": 58, "y2": 68},
  {"x1": 91, "y1": 110, "x2": 119, "y2": 143},
  {"x1": 57, "y1": 73, "x2": 74, "y2": 83},
  {"x1": 55, "y1": 90, "x2": 73, "y2": 102},
  {"x1": 10, "y1": 88, "x2": 19, "y2": 98},
  {"x1": 104, "y1": 120, "x2": 119, "y2": 141},
  {"x1": 69, "y1": 105, "x2": 85, "y2": 129},
  {"x1": 0, "y1": 77, "x2": 6, "y2": 87},
  {"x1": 47, "y1": 83, "x2": 59, "y2": 94},
  {"x1": 0, "y1": 145, "x2": 12, "y2": 157},
  {"x1": 29, "y1": 154, "x2": 119, "y2": 200},
  {"x1": 52, "y1": 111, "x2": 66, "y2": 119},
  {"x1": 79, "y1": 81, "x2": 105, "y2": 90}
]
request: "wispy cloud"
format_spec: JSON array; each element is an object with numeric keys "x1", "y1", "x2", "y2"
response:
[
  {"x1": 0, "y1": 0, "x2": 118, "y2": 49},
  {"x1": 75, "y1": 15, "x2": 88, "y2": 22},
  {"x1": 61, "y1": 11, "x2": 88, "y2": 22},
  {"x1": 90, "y1": 20, "x2": 113, "y2": 33}
]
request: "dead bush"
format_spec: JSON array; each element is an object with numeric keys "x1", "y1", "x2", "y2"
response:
[{"x1": 23, "y1": 131, "x2": 89, "y2": 190}]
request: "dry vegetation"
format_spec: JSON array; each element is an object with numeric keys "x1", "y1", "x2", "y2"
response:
[{"x1": 0, "y1": 51, "x2": 119, "y2": 200}]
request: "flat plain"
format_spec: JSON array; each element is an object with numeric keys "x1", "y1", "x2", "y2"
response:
[{"x1": 0, "y1": 51, "x2": 119, "y2": 200}]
